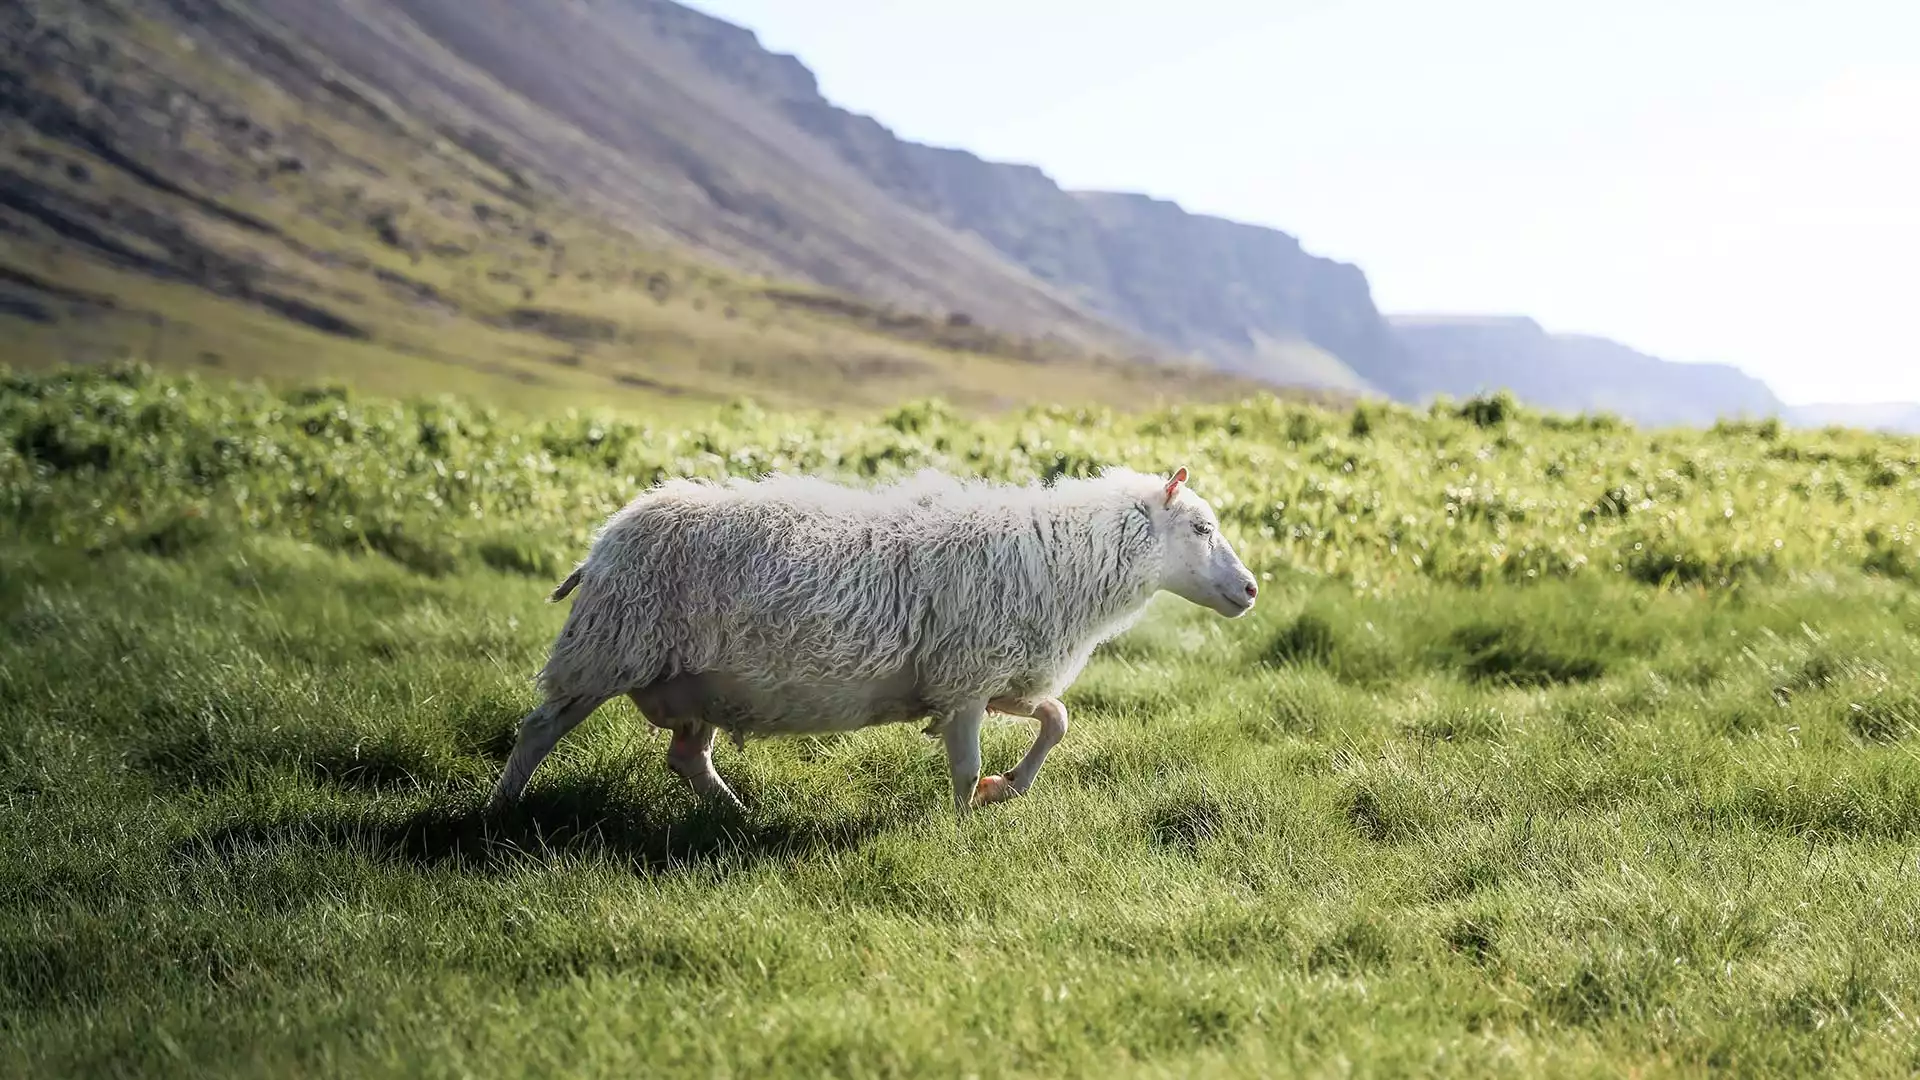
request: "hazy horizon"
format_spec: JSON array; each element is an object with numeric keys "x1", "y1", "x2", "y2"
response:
[{"x1": 685, "y1": 0, "x2": 1919, "y2": 406}]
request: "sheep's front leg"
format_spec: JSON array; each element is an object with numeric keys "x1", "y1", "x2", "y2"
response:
[
  {"x1": 974, "y1": 696, "x2": 1069, "y2": 806},
  {"x1": 665, "y1": 721, "x2": 744, "y2": 810},
  {"x1": 940, "y1": 700, "x2": 988, "y2": 817}
]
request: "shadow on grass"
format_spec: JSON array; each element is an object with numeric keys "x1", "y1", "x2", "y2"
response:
[
  {"x1": 1147, "y1": 792, "x2": 1225, "y2": 854},
  {"x1": 178, "y1": 771, "x2": 905, "y2": 876},
  {"x1": 132, "y1": 697, "x2": 526, "y2": 794},
  {"x1": 1445, "y1": 622, "x2": 1606, "y2": 687},
  {"x1": 134, "y1": 724, "x2": 484, "y2": 794}
]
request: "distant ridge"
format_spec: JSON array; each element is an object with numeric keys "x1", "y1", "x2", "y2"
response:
[
  {"x1": 1788, "y1": 403, "x2": 1920, "y2": 435},
  {"x1": 1386, "y1": 316, "x2": 1783, "y2": 427}
]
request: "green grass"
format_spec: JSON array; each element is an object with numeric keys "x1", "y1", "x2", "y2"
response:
[{"x1": 5, "y1": 367, "x2": 1920, "y2": 1077}]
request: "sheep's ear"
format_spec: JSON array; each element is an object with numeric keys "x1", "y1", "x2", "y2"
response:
[{"x1": 1163, "y1": 465, "x2": 1189, "y2": 507}]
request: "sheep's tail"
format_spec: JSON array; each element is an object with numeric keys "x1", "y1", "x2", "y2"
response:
[{"x1": 548, "y1": 567, "x2": 584, "y2": 603}]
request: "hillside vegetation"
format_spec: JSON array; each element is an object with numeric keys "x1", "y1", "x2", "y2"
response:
[
  {"x1": 3, "y1": 364, "x2": 1913, "y2": 589},
  {"x1": 5, "y1": 365, "x2": 1920, "y2": 1077}
]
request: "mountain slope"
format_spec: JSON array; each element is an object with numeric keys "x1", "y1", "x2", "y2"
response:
[
  {"x1": 1387, "y1": 316, "x2": 1783, "y2": 427},
  {"x1": 260, "y1": 0, "x2": 1385, "y2": 390},
  {"x1": 0, "y1": 0, "x2": 1285, "y2": 413},
  {"x1": 4, "y1": 0, "x2": 1799, "y2": 423},
  {"x1": 232, "y1": 0, "x2": 1138, "y2": 350},
  {"x1": 0, "y1": 0, "x2": 1391, "y2": 398}
]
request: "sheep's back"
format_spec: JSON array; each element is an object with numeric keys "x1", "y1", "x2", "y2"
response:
[
  {"x1": 602, "y1": 493, "x2": 931, "y2": 686},
  {"x1": 559, "y1": 474, "x2": 1153, "y2": 706}
]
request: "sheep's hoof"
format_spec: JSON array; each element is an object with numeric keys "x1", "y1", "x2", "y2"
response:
[{"x1": 971, "y1": 774, "x2": 1018, "y2": 807}]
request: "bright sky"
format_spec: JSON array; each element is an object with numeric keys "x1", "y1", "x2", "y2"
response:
[{"x1": 685, "y1": 0, "x2": 1920, "y2": 404}]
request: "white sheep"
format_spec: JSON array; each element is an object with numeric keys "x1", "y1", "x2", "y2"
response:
[{"x1": 487, "y1": 464, "x2": 1259, "y2": 815}]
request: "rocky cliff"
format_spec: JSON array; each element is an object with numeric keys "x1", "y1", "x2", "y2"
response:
[{"x1": 772, "y1": 94, "x2": 1389, "y2": 390}]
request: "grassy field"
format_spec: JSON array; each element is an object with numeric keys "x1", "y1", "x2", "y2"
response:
[{"x1": 5, "y1": 364, "x2": 1920, "y2": 1077}]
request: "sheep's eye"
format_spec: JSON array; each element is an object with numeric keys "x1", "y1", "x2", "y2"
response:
[{"x1": 1191, "y1": 522, "x2": 1212, "y2": 536}]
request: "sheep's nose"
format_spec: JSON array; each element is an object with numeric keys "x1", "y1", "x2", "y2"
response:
[{"x1": 1245, "y1": 582, "x2": 1259, "y2": 600}]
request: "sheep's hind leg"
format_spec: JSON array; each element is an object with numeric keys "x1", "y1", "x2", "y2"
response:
[
  {"x1": 974, "y1": 697, "x2": 1070, "y2": 807},
  {"x1": 488, "y1": 694, "x2": 610, "y2": 810},
  {"x1": 664, "y1": 721, "x2": 744, "y2": 810}
]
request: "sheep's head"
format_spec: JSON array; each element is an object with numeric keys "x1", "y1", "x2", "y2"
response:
[{"x1": 1152, "y1": 466, "x2": 1258, "y2": 617}]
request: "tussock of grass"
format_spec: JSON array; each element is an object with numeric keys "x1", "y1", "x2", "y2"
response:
[{"x1": 4, "y1": 369, "x2": 1920, "y2": 1076}]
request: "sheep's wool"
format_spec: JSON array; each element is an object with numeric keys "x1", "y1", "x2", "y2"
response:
[{"x1": 538, "y1": 467, "x2": 1173, "y2": 735}]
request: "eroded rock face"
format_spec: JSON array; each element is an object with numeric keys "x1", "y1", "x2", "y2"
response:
[{"x1": 716, "y1": 11, "x2": 1400, "y2": 389}]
